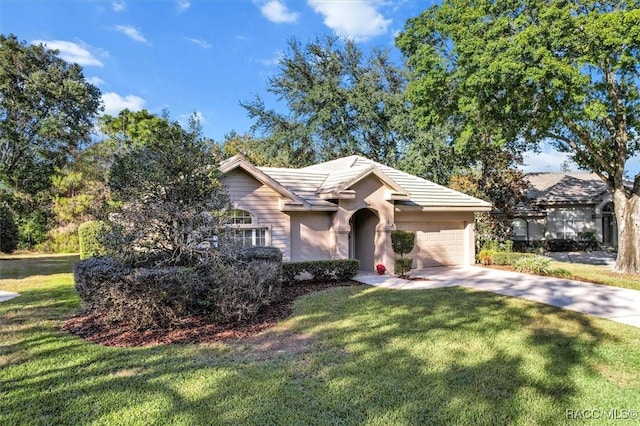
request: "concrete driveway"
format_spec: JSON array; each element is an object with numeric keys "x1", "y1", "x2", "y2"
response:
[
  {"x1": 0, "y1": 290, "x2": 19, "y2": 303},
  {"x1": 354, "y1": 266, "x2": 640, "y2": 329}
]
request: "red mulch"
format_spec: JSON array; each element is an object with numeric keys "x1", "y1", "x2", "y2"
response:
[{"x1": 62, "y1": 281, "x2": 361, "y2": 347}]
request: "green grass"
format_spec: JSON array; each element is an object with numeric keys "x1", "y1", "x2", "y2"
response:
[
  {"x1": 549, "y1": 260, "x2": 640, "y2": 291},
  {"x1": 2, "y1": 255, "x2": 640, "y2": 425}
]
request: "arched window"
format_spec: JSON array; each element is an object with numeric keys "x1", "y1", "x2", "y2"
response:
[
  {"x1": 512, "y1": 218, "x2": 527, "y2": 239},
  {"x1": 225, "y1": 209, "x2": 267, "y2": 246},
  {"x1": 227, "y1": 209, "x2": 253, "y2": 225}
]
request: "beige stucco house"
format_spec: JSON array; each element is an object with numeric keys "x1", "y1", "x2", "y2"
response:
[
  {"x1": 220, "y1": 155, "x2": 492, "y2": 273},
  {"x1": 513, "y1": 172, "x2": 618, "y2": 247}
]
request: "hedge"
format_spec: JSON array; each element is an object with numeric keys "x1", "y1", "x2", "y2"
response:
[
  {"x1": 78, "y1": 220, "x2": 112, "y2": 259},
  {"x1": 282, "y1": 259, "x2": 360, "y2": 285},
  {"x1": 491, "y1": 252, "x2": 536, "y2": 266},
  {"x1": 235, "y1": 246, "x2": 283, "y2": 262},
  {"x1": 74, "y1": 254, "x2": 283, "y2": 328}
]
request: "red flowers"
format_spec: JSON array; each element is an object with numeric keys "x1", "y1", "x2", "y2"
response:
[{"x1": 376, "y1": 264, "x2": 386, "y2": 275}]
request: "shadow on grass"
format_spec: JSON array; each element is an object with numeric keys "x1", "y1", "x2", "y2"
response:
[
  {"x1": 0, "y1": 281, "x2": 631, "y2": 425},
  {"x1": 0, "y1": 255, "x2": 79, "y2": 280}
]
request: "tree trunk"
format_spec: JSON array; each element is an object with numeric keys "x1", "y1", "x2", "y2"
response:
[{"x1": 614, "y1": 189, "x2": 640, "y2": 274}]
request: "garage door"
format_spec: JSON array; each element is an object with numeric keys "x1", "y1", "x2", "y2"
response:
[{"x1": 399, "y1": 222, "x2": 466, "y2": 267}]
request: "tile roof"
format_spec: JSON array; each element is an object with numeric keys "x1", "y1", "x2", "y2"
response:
[
  {"x1": 256, "y1": 155, "x2": 491, "y2": 210},
  {"x1": 525, "y1": 172, "x2": 608, "y2": 204}
]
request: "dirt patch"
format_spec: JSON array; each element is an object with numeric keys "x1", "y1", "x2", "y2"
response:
[{"x1": 63, "y1": 281, "x2": 360, "y2": 348}]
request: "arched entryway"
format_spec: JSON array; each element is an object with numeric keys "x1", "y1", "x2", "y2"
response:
[{"x1": 349, "y1": 208, "x2": 379, "y2": 272}]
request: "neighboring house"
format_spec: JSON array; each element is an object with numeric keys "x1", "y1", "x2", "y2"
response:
[
  {"x1": 513, "y1": 172, "x2": 618, "y2": 247},
  {"x1": 220, "y1": 155, "x2": 491, "y2": 273}
]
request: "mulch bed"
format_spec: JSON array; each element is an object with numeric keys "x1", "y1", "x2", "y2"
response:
[{"x1": 62, "y1": 281, "x2": 361, "y2": 348}]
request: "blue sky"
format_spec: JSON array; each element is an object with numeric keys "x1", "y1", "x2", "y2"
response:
[{"x1": 1, "y1": 0, "x2": 637, "y2": 175}]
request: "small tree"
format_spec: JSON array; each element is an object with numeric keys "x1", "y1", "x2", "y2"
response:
[
  {"x1": 107, "y1": 114, "x2": 229, "y2": 267},
  {"x1": 391, "y1": 230, "x2": 415, "y2": 277}
]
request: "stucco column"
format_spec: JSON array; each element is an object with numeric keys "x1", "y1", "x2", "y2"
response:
[
  {"x1": 332, "y1": 225, "x2": 351, "y2": 260},
  {"x1": 376, "y1": 224, "x2": 395, "y2": 274}
]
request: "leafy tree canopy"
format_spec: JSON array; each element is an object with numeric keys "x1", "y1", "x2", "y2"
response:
[
  {"x1": 242, "y1": 35, "x2": 411, "y2": 167},
  {"x1": 0, "y1": 34, "x2": 102, "y2": 196},
  {"x1": 397, "y1": 0, "x2": 640, "y2": 273},
  {"x1": 108, "y1": 114, "x2": 228, "y2": 267}
]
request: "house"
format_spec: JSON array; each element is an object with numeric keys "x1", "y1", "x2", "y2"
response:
[
  {"x1": 220, "y1": 155, "x2": 491, "y2": 272},
  {"x1": 513, "y1": 172, "x2": 617, "y2": 247}
]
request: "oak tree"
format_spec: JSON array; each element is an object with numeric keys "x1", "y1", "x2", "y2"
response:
[
  {"x1": 397, "y1": 1, "x2": 640, "y2": 273},
  {"x1": 242, "y1": 36, "x2": 411, "y2": 166}
]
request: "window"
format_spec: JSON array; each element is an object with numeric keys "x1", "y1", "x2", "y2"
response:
[
  {"x1": 226, "y1": 209, "x2": 268, "y2": 247},
  {"x1": 234, "y1": 228, "x2": 266, "y2": 246},
  {"x1": 557, "y1": 208, "x2": 586, "y2": 240},
  {"x1": 227, "y1": 209, "x2": 253, "y2": 225},
  {"x1": 512, "y1": 218, "x2": 527, "y2": 238}
]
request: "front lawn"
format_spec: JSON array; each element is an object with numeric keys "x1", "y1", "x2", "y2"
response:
[
  {"x1": 1, "y1": 255, "x2": 640, "y2": 424},
  {"x1": 549, "y1": 260, "x2": 640, "y2": 291}
]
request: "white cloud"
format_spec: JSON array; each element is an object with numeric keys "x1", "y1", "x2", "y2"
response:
[
  {"x1": 307, "y1": 0, "x2": 391, "y2": 42},
  {"x1": 176, "y1": 0, "x2": 191, "y2": 11},
  {"x1": 112, "y1": 1, "x2": 125, "y2": 12},
  {"x1": 115, "y1": 25, "x2": 147, "y2": 43},
  {"x1": 260, "y1": 0, "x2": 299, "y2": 23},
  {"x1": 32, "y1": 40, "x2": 103, "y2": 67},
  {"x1": 101, "y1": 92, "x2": 146, "y2": 115},
  {"x1": 258, "y1": 50, "x2": 284, "y2": 66},
  {"x1": 186, "y1": 38, "x2": 212, "y2": 49},
  {"x1": 87, "y1": 76, "x2": 105, "y2": 86}
]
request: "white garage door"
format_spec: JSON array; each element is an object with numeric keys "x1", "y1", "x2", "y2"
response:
[{"x1": 399, "y1": 222, "x2": 466, "y2": 267}]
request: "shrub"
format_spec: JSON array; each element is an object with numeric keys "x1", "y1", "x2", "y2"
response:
[
  {"x1": 546, "y1": 239, "x2": 580, "y2": 252},
  {"x1": 78, "y1": 220, "x2": 112, "y2": 259},
  {"x1": 394, "y1": 258, "x2": 413, "y2": 277},
  {"x1": 491, "y1": 252, "x2": 535, "y2": 266},
  {"x1": 207, "y1": 259, "x2": 282, "y2": 323},
  {"x1": 75, "y1": 257, "x2": 211, "y2": 329},
  {"x1": 391, "y1": 230, "x2": 415, "y2": 277},
  {"x1": 282, "y1": 259, "x2": 360, "y2": 285},
  {"x1": 391, "y1": 231, "x2": 415, "y2": 257},
  {"x1": 480, "y1": 240, "x2": 500, "y2": 252},
  {"x1": 37, "y1": 225, "x2": 80, "y2": 254},
  {"x1": 512, "y1": 255, "x2": 552, "y2": 275},
  {"x1": 235, "y1": 246, "x2": 283, "y2": 263},
  {"x1": 74, "y1": 252, "x2": 283, "y2": 329},
  {"x1": 477, "y1": 249, "x2": 496, "y2": 265},
  {"x1": 73, "y1": 256, "x2": 132, "y2": 310},
  {"x1": 0, "y1": 203, "x2": 19, "y2": 253},
  {"x1": 549, "y1": 268, "x2": 572, "y2": 278}
]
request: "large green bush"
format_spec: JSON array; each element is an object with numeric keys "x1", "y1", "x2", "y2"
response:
[
  {"x1": 74, "y1": 250, "x2": 283, "y2": 329},
  {"x1": 78, "y1": 220, "x2": 111, "y2": 259},
  {"x1": 0, "y1": 203, "x2": 19, "y2": 253},
  {"x1": 282, "y1": 259, "x2": 360, "y2": 285},
  {"x1": 74, "y1": 257, "x2": 206, "y2": 329}
]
